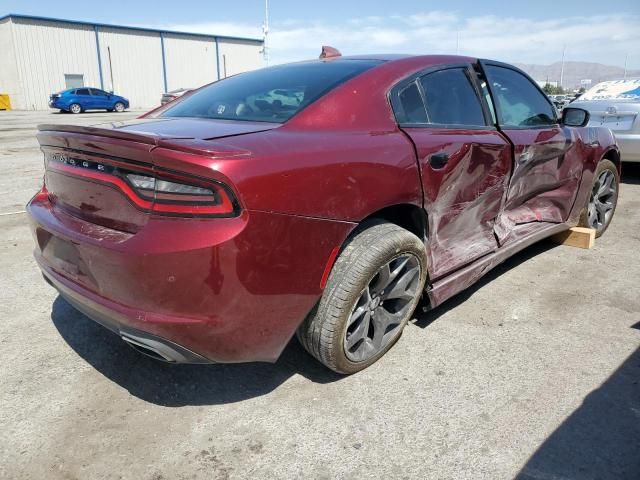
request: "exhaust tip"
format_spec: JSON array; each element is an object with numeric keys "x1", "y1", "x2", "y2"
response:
[{"x1": 120, "y1": 331, "x2": 212, "y2": 364}]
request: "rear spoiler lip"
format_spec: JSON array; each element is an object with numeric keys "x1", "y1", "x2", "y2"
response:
[
  {"x1": 36, "y1": 123, "x2": 252, "y2": 158},
  {"x1": 37, "y1": 123, "x2": 191, "y2": 146}
]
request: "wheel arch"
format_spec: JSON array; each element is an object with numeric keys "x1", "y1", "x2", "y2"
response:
[
  {"x1": 601, "y1": 147, "x2": 622, "y2": 175},
  {"x1": 319, "y1": 203, "x2": 429, "y2": 291},
  {"x1": 358, "y1": 203, "x2": 428, "y2": 243}
]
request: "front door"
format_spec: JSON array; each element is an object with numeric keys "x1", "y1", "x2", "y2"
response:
[
  {"x1": 89, "y1": 88, "x2": 111, "y2": 109},
  {"x1": 392, "y1": 65, "x2": 512, "y2": 280},
  {"x1": 480, "y1": 62, "x2": 583, "y2": 243}
]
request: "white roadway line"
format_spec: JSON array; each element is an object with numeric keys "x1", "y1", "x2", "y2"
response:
[{"x1": 0, "y1": 210, "x2": 26, "y2": 216}]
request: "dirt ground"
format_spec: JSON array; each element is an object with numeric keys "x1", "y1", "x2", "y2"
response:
[{"x1": 1, "y1": 110, "x2": 638, "y2": 479}]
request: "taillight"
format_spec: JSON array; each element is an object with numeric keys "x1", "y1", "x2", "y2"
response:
[
  {"x1": 124, "y1": 171, "x2": 235, "y2": 216},
  {"x1": 45, "y1": 152, "x2": 238, "y2": 217}
]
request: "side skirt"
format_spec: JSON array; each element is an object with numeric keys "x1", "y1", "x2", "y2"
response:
[{"x1": 426, "y1": 222, "x2": 569, "y2": 308}]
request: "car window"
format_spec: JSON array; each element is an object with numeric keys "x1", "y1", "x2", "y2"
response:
[
  {"x1": 161, "y1": 59, "x2": 382, "y2": 123},
  {"x1": 75, "y1": 88, "x2": 91, "y2": 96},
  {"x1": 90, "y1": 89, "x2": 108, "y2": 96},
  {"x1": 398, "y1": 82, "x2": 428, "y2": 123},
  {"x1": 484, "y1": 65, "x2": 556, "y2": 127},
  {"x1": 419, "y1": 68, "x2": 486, "y2": 126}
]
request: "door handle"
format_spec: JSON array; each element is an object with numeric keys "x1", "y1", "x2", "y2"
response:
[{"x1": 429, "y1": 152, "x2": 449, "y2": 169}]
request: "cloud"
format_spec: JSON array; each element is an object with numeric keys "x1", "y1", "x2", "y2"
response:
[{"x1": 159, "y1": 11, "x2": 640, "y2": 69}]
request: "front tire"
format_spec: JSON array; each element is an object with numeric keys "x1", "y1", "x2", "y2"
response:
[
  {"x1": 114, "y1": 102, "x2": 125, "y2": 113},
  {"x1": 69, "y1": 103, "x2": 82, "y2": 114},
  {"x1": 579, "y1": 159, "x2": 619, "y2": 237},
  {"x1": 297, "y1": 221, "x2": 427, "y2": 374}
]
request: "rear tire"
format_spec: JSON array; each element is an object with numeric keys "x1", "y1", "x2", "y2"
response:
[
  {"x1": 297, "y1": 220, "x2": 427, "y2": 374},
  {"x1": 579, "y1": 159, "x2": 619, "y2": 237},
  {"x1": 69, "y1": 103, "x2": 82, "y2": 114}
]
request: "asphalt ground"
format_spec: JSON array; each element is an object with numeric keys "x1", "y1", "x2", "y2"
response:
[{"x1": 1, "y1": 110, "x2": 638, "y2": 479}]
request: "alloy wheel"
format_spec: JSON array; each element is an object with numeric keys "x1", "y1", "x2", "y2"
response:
[
  {"x1": 114, "y1": 102, "x2": 125, "y2": 112},
  {"x1": 344, "y1": 254, "x2": 421, "y2": 362},
  {"x1": 587, "y1": 169, "x2": 617, "y2": 231},
  {"x1": 70, "y1": 103, "x2": 81, "y2": 114}
]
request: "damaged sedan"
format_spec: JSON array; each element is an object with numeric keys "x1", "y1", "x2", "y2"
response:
[{"x1": 27, "y1": 50, "x2": 620, "y2": 373}]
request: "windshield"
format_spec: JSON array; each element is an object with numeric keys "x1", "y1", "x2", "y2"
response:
[{"x1": 160, "y1": 59, "x2": 383, "y2": 123}]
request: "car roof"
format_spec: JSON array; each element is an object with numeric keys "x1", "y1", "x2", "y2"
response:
[{"x1": 329, "y1": 53, "x2": 479, "y2": 64}]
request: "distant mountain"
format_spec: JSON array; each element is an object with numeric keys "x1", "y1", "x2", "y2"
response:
[{"x1": 514, "y1": 61, "x2": 640, "y2": 90}]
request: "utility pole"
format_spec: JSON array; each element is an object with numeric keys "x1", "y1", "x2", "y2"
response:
[
  {"x1": 623, "y1": 53, "x2": 628, "y2": 80},
  {"x1": 455, "y1": 30, "x2": 459, "y2": 55},
  {"x1": 262, "y1": 0, "x2": 269, "y2": 64},
  {"x1": 107, "y1": 46, "x2": 114, "y2": 92},
  {"x1": 559, "y1": 45, "x2": 566, "y2": 90}
]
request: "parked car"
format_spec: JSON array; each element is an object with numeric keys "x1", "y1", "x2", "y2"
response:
[
  {"x1": 49, "y1": 88, "x2": 129, "y2": 114},
  {"x1": 549, "y1": 96, "x2": 564, "y2": 111},
  {"x1": 161, "y1": 88, "x2": 192, "y2": 105},
  {"x1": 29, "y1": 52, "x2": 620, "y2": 374},
  {"x1": 570, "y1": 79, "x2": 640, "y2": 162},
  {"x1": 568, "y1": 93, "x2": 582, "y2": 103}
]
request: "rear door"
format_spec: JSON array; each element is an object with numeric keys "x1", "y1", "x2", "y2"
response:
[
  {"x1": 480, "y1": 62, "x2": 582, "y2": 242},
  {"x1": 391, "y1": 64, "x2": 512, "y2": 279}
]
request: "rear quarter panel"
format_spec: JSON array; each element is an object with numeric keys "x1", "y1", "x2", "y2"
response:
[{"x1": 211, "y1": 128, "x2": 423, "y2": 221}]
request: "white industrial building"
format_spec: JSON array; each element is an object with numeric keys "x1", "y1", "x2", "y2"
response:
[{"x1": 0, "y1": 14, "x2": 264, "y2": 110}]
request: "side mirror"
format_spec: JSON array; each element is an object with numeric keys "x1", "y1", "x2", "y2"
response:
[{"x1": 562, "y1": 107, "x2": 590, "y2": 127}]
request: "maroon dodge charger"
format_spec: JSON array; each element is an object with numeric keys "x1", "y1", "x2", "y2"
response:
[{"x1": 28, "y1": 50, "x2": 620, "y2": 373}]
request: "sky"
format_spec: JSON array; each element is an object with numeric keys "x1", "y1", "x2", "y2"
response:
[{"x1": 2, "y1": 0, "x2": 639, "y2": 68}]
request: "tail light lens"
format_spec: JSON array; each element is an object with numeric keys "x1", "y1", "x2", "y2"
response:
[
  {"x1": 124, "y1": 171, "x2": 235, "y2": 216},
  {"x1": 45, "y1": 152, "x2": 238, "y2": 217}
]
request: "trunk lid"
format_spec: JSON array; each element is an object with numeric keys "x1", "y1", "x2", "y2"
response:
[
  {"x1": 51, "y1": 117, "x2": 281, "y2": 141},
  {"x1": 37, "y1": 118, "x2": 277, "y2": 232},
  {"x1": 579, "y1": 100, "x2": 640, "y2": 134}
]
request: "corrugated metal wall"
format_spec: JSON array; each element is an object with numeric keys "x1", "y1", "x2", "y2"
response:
[
  {"x1": 2, "y1": 16, "x2": 264, "y2": 111},
  {"x1": 0, "y1": 19, "x2": 21, "y2": 106},
  {"x1": 164, "y1": 33, "x2": 218, "y2": 92},
  {"x1": 218, "y1": 39, "x2": 264, "y2": 78},
  {"x1": 97, "y1": 27, "x2": 165, "y2": 109},
  {"x1": 11, "y1": 18, "x2": 100, "y2": 110}
]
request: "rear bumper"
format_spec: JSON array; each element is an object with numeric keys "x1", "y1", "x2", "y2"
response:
[
  {"x1": 44, "y1": 270, "x2": 212, "y2": 363},
  {"x1": 28, "y1": 193, "x2": 355, "y2": 363},
  {"x1": 49, "y1": 100, "x2": 67, "y2": 110},
  {"x1": 614, "y1": 133, "x2": 640, "y2": 162}
]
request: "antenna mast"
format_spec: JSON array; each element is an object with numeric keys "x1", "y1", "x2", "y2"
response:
[{"x1": 262, "y1": 0, "x2": 269, "y2": 64}]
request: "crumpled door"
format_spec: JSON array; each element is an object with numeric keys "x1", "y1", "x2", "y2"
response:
[{"x1": 493, "y1": 127, "x2": 582, "y2": 243}]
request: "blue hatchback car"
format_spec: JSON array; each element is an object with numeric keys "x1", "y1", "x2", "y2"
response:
[{"x1": 49, "y1": 87, "x2": 130, "y2": 114}]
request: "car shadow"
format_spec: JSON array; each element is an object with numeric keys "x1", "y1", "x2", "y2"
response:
[
  {"x1": 413, "y1": 239, "x2": 559, "y2": 328},
  {"x1": 51, "y1": 296, "x2": 343, "y2": 407},
  {"x1": 621, "y1": 162, "x2": 640, "y2": 185},
  {"x1": 516, "y1": 347, "x2": 640, "y2": 479},
  {"x1": 51, "y1": 239, "x2": 561, "y2": 406}
]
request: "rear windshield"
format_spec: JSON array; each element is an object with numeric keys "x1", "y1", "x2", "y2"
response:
[{"x1": 160, "y1": 59, "x2": 383, "y2": 123}]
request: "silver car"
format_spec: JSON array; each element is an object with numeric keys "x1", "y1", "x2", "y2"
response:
[
  {"x1": 160, "y1": 88, "x2": 192, "y2": 105},
  {"x1": 571, "y1": 79, "x2": 640, "y2": 162}
]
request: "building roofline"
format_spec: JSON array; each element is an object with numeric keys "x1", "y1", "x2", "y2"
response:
[{"x1": 0, "y1": 13, "x2": 264, "y2": 44}]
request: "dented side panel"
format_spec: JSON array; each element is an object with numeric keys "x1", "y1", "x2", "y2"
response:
[
  {"x1": 494, "y1": 126, "x2": 583, "y2": 244},
  {"x1": 402, "y1": 128, "x2": 512, "y2": 280}
]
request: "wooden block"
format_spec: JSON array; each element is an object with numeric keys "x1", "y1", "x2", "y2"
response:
[{"x1": 551, "y1": 227, "x2": 595, "y2": 249}]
